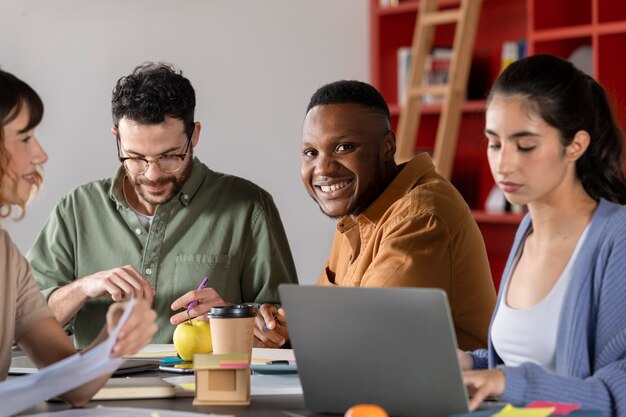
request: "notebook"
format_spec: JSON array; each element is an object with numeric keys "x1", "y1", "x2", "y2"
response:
[
  {"x1": 279, "y1": 285, "x2": 470, "y2": 417},
  {"x1": 9, "y1": 355, "x2": 158, "y2": 376},
  {"x1": 92, "y1": 376, "x2": 176, "y2": 400}
]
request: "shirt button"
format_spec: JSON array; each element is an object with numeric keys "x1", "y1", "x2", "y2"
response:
[
  {"x1": 145, "y1": 268, "x2": 152, "y2": 275},
  {"x1": 135, "y1": 228, "x2": 142, "y2": 235},
  {"x1": 183, "y1": 194, "x2": 189, "y2": 200}
]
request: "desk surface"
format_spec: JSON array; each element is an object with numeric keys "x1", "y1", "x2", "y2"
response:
[
  {"x1": 15, "y1": 370, "x2": 318, "y2": 417},
  {"x1": 21, "y1": 393, "x2": 314, "y2": 417}
]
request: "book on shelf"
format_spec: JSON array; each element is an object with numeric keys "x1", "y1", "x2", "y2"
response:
[
  {"x1": 397, "y1": 47, "x2": 453, "y2": 107},
  {"x1": 500, "y1": 39, "x2": 527, "y2": 73},
  {"x1": 379, "y1": 0, "x2": 399, "y2": 7},
  {"x1": 423, "y1": 47, "x2": 452, "y2": 105},
  {"x1": 397, "y1": 46, "x2": 412, "y2": 106}
]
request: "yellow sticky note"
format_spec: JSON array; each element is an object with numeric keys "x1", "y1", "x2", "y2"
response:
[
  {"x1": 180, "y1": 383, "x2": 196, "y2": 391},
  {"x1": 494, "y1": 404, "x2": 555, "y2": 417}
]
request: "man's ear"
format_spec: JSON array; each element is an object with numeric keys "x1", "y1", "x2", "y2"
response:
[
  {"x1": 191, "y1": 122, "x2": 201, "y2": 148},
  {"x1": 566, "y1": 130, "x2": 590, "y2": 162},
  {"x1": 111, "y1": 127, "x2": 117, "y2": 138},
  {"x1": 383, "y1": 131, "x2": 396, "y2": 161}
]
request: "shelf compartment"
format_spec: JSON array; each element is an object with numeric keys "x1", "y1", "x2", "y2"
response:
[
  {"x1": 375, "y1": 10, "x2": 418, "y2": 103},
  {"x1": 472, "y1": 0, "x2": 526, "y2": 93},
  {"x1": 530, "y1": 0, "x2": 591, "y2": 31},
  {"x1": 598, "y1": 1, "x2": 626, "y2": 24},
  {"x1": 597, "y1": 32, "x2": 626, "y2": 129},
  {"x1": 531, "y1": 36, "x2": 592, "y2": 61}
]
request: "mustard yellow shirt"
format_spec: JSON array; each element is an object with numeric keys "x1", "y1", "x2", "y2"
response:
[{"x1": 316, "y1": 153, "x2": 495, "y2": 350}]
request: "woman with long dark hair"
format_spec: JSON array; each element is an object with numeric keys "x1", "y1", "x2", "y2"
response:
[{"x1": 460, "y1": 54, "x2": 626, "y2": 417}]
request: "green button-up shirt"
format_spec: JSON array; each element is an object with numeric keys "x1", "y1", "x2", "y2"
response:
[{"x1": 27, "y1": 158, "x2": 298, "y2": 347}]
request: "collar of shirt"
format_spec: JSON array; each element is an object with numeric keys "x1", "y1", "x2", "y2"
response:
[
  {"x1": 337, "y1": 153, "x2": 436, "y2": 232},
  {"x1": 108, "y1": 157, "x2": 209, "y2": 209}
]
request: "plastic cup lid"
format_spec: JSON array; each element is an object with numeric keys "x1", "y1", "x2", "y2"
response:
[{"x1": 208, "y1": 304, "x2": 257, "y2": 318}]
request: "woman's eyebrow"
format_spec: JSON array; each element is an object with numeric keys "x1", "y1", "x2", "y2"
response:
[{"x1": 485, "y1": 129, "x2": 540, "y2": 139}]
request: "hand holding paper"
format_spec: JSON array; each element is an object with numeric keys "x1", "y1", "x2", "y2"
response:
[
  {"x1": 106, "y1": 297, "x2": 158, "y2": 357},
  {"x1": 0, "y1": 297, "x2": 156, "y2": 417}
]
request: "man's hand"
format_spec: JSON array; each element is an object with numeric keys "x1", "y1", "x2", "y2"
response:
[
  {"x1": 254, "y1": 304, "x2": 288, "y2": 348},
  {"x1": 169, "y1": 288, "x2": 230, "y2": 325},
  {"x1": 81, "y1": 265, "x2": 155, "y2": 303},
  {"x1": 463, "y1": 369, "x2": 506, "y2": 411},
  {"x1": 106, "y1": 298, "x2": 158, "y2": 357}
]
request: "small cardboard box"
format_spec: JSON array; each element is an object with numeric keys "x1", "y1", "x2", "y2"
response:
[{"x1": 193, "y1": 353, "x2": 250, "y2": 406}]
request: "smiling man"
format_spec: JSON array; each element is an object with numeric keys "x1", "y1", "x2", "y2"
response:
[
  {"x1": 257, "y1": 80, "x2": 495, "y2": 351},
  {"x1": 27, "y1": 63, "x2": 298, "y2": 347}
]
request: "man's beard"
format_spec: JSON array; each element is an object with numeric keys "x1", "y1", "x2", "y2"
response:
[{"x1": 129, "y1": 157, "x2": 193, "y2": 206}]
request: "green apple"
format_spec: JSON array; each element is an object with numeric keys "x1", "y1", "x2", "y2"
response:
[{"x1": 173, "y1": 319, "x2": 212, "y2": 361}]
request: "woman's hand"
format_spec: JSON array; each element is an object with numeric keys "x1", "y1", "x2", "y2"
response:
[
  {"x1": 457, "y1": 349, "x2": 474, "y2": 370},
  {"x1": 106, "y1": 298, "x2": 157, "y2": 357},
  {"x1": 463, "y1": 369, "x2": 506, "y2": 411}
]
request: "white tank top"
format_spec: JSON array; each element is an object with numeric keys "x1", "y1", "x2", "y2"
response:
[{"x1": 491, "y1": 225, "x2": 589, "y2": 371}]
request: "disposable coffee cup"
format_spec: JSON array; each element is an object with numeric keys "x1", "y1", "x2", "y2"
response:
[{"x1": 208, "y1": 304, "x2": 257, "y2": 358}]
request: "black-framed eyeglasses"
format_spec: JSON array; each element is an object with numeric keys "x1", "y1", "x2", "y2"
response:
[{"x1": 117, "y1": 137, "x2": 192, "y2": 175}]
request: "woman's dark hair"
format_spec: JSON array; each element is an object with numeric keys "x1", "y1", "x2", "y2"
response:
[
  {"x1": 0, "y1": 69, "x2": 44, "y2": 217},
  {"x1": 488, "y1": 54, "x2": 626, "y2": 204}
]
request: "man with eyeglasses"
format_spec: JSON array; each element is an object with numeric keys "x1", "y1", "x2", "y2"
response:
[
  {"x1": 256, "y1": 80, "x2": 496, "y2": 351},
  {"x1": 27, "y1": 63, "x2": 298, "y2": 347}
]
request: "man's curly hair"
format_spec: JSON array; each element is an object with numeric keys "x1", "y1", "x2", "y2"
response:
[{"x1": 112, "y1": 62, "x2": 196, "y2": 139}]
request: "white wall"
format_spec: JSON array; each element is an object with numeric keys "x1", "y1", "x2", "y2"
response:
[{"x1": 0, "y1": 0, "x2": 369, "y2": 285}]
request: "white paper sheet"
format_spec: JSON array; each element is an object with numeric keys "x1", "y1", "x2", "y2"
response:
[
  {"x1": 21, "y1": 405, "x2": 234, "y2": 417},
  {"x1": 0, "y1": 298, "x2": 136, "y2": 417}
]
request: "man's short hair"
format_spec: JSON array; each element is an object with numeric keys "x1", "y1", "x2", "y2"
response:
[
  {"x1": 305, "y1": 80, "x2": 391, "y2": 124},
  {"x1": 112, "y1": 62, "x2": 196, "y2": 139}
]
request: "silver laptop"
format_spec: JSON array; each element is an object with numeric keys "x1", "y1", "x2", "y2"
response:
[{"x1": 279, "y1": 285, "x2": 470, "y2": 417}]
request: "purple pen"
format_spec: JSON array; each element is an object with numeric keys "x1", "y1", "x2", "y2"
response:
[{"x1": 187, "y1": 276, "x2": 209, "y2": 313}]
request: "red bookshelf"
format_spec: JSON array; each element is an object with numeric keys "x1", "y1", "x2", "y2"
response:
[{"x1": 370, "y1": 0, "x2": 626, "y2": 284}]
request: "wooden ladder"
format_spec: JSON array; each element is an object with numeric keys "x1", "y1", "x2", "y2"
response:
[{"x1": 395, "y1": 0, "x2": 483, "y2": 179}]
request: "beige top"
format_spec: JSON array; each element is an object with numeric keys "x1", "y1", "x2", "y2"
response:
[
  {"x1": 0, "y1": 228, "x2": 53, "y2": 380},
  {"x1": 317, "y1": 154, "x2": 496, "y2": 350}
]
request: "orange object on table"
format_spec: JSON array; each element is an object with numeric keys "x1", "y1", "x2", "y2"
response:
[{"x1": 344, "y1": 404, "x2": 389, "y2": 417}]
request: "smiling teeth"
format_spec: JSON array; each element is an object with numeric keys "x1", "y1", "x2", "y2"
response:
[{"x1": 320, "y1": 181, "x2": 349, "y2": 193}]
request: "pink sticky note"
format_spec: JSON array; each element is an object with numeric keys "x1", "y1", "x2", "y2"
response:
[{"x1": 526, "y1": 401, "x2": 581, "y2": 415}]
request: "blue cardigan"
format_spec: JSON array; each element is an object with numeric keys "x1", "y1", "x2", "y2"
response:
[{"x1": 470, "y1": 199, "x2": 626, "y2": 417}]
